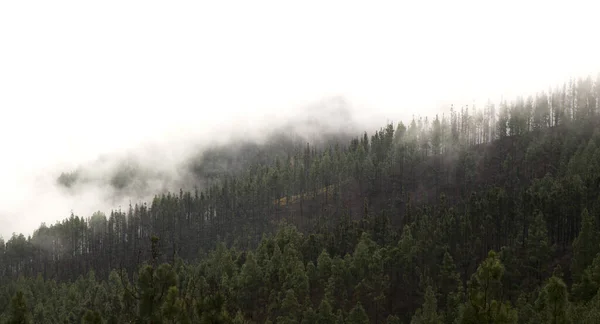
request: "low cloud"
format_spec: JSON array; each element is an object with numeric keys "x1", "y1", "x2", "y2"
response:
[{"x1": 0, "y1": 96, "x2": 391, "y2": 239}]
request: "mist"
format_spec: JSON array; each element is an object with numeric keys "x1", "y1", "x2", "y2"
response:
[
  {"x1": 2, "y1": 0, "x2": 600, "y2": 238},
  {"x1": 0, "y1": 97, "x2": 395, "y2": 239}
]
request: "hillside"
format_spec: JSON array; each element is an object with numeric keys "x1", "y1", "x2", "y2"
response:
[{"x1": 2, "y1": 76, "x2": 600, "y2": 323}]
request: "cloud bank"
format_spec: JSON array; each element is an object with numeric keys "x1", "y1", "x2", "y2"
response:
[{"x1": 0, "y1": 97, "x2": 394, "y2": 238}]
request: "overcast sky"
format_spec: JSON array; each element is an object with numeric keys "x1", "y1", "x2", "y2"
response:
[{"x1": 1, "y1": 0, "x2": 599, "y2": 238}]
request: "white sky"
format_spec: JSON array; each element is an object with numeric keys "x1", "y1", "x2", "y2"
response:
[{"x1": 1, "y1": 0, "x2": 599, "y2": 238}]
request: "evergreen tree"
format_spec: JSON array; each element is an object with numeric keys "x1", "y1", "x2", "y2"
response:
[
  {"x1": 317, "y1": 299, "x2": 337, "y2": 324},
  {"x1": 459, "y1": 251, "x2": 517, "y2": 324},
  {"x1": 347, "y1": 302, "x2": 370, "y2": 324},
  {"x1": 544, "y1": 275, "x2": 570, "y2": 324},
  {"x1": 526, "y1": 211, "x2": 551, "y2": 283},
  {"x1": 161, "y1": 286, "x2": 188, "y2": 324},
  {"x1": 4, "y1": 73, "x2": 600, "y2": 324},
  {"x1": 572, "y1": 209, "x2": 600, "y2": 280},
  {"x1": 7, "y1": 291, "x2": 30, "y2": 324},
  {"x1": 411, "y1": 285, "x2": 442, "y2": 324}
]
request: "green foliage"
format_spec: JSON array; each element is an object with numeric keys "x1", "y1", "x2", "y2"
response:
[
  {"x1": 347, "y1": 302, "x2": 369, "y2": 324},
  {"x1": 387, "y1": 314, "x2": 402, "y2": 324},
  {"x1": 277, "y1": 289, "x2": 301, "y2": 323},
  {"x1": 5, "y1": 76, "x2": 600, "y2": 323},
  {"x1": 542, "y1": 276, "x2": 570, "y2": 324},
  {"x1": 526, "y1": 211, "x2": 551, "y2": 283},
  {"x1": 438, "y1": 250, "x2": 463, "y2": 323},
  {"x1": 82, "y1": 310, "x2": 102, "y2": 324},
  {"x1": 317, "y1": 299, "x2": 337, "y2": 324},
  {"x1": 458, "y1": 251, "x2": 518, "y2": 324},
  {"x1": 137, "y1": 262, "x2": 178, "y2": 322},
  {"x1": 7, "y1": 291, "x2": 30, "y2": 324},
  {"x1": 301, "y1": 307, "x2": 319, "y2": 324},
  {"x1": 572, "y1": 209, "x2": 600, "y2": 280},
  {"x1": 573, "y1": 253, "x2": 600, "y2": 302},
  {"x1": 161, "y1": 286, "x2": 185, "y2": 324},
  {"x1": 411, "y1": 286, "x2": 442, "y2": 324},
  {"x1": 197, "y1": 292, "x2": 230, "y2": 324}
]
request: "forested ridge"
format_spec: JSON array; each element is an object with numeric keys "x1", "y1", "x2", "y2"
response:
[{"x1": 3, "y1": 75, "x2": 600, "y2": 323}]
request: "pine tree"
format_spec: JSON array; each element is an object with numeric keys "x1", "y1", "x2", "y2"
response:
[
  {"x1": 317, "y1": 299, "x2": 337, "y2": 324},
  {"x1": 438, "y1": 250, "x2": 463, "y2": 323},
  {"x1": 573, "y1": 253, "x2": 600, "y2": 302},
  {"x1": 278, "y1": 289, "x2": 301, "y2": 323},
  {"x1": 537, "y1": 275, "x2": 571, "y2": 324},
  {"x1": 197, "y1": 292, "x2": 231, "y2": 324},
  {"x1": 458, "y1": 251, "x2": 517, "y2": 324},
  {"x1": 526, "y1": 211, "x2": 551, "y2": 283},
  {"x1": 571, "y1": 209, "x2": 600, "y2": 280},
  {"x1": 411, "y1": 285, "x2": 442, "y2": 324},
  {"x1": 7, "y1": 291, "x2": 31, "y2": 324},
  {"x1": 237, "y1": 251, "x2": 263, "y2": 317},
  {"x1": 317, "y1": 249, "x2": 333, "y2": 284},
  {"x1": 302, "y1": 307, "x2": 319, "y2": 324},
  {"x1": 161, "y1": 286, "x2": 186, "y2": 324},
  {"x1": 347, "y1": 302, "x2": 369, "y2": 324}
]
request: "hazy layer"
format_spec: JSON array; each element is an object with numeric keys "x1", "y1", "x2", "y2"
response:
[{"x1": 1, "y1": 0, "x2": 599, "y2": 238}]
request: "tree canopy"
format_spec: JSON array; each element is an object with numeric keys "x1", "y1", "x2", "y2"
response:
[{"x1": 3, "y1": 74, "x2": 600, "y2": 322}]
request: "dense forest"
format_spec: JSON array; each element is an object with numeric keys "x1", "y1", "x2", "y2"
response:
[{"x1": 2, "y1": 75, "x2": 600, "y2": 323}]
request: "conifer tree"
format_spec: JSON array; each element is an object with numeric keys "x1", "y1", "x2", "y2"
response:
[
  {"x1": 7, "y1": 291, "x2": 30, "y2": 324},
  {"x1": 544, "y1": 275, "x2": 570, "y2": 324},
  {"x1": 411, "y1": 285, "x2": 442, "y2": 324},
  {"x1": 347, "y1": 302, "x2": 370, "y2": 324},
  {"x1": 572, "y1": 209, "x2": 600, "y2": 280},
  {"x1": 459, "y1": 251, "x2": 517, "y2": 324}
]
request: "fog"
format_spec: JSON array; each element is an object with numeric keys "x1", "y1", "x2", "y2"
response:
[{"x1": 1, "y1": 0, "x2": 599, "y2": 238}]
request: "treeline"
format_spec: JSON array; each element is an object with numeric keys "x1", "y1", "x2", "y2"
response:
[
  {"x1": 2, "y1": 217, "x2": 600, "y2": 323},
  {"x1": 1, "y1": 75, "x2": 600, "y2": 322}
]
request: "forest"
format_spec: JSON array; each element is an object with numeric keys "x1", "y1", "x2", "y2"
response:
[{"x1": 2, "y1": 75, "x2": 600, "y2": 323}]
